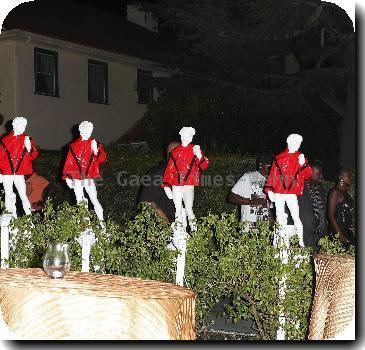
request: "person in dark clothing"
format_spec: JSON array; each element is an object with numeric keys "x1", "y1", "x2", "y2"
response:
[
  {"x1": 327, "y1": 168, "x2": 354, "y2": 246},
  {"x1": 298, "y1": 161, "x2": 327, "y2": 251},
  {"x1": 137, "y1": 141, "x2": 179, "y2": 223}
]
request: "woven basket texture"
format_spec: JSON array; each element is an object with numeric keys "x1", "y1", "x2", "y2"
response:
[
  {"x1": 308, "y1": 253, "x2": 355, "y2": 340},
  {"x1": 0, "y1": 268, "x2": 196, "y2": 340}
]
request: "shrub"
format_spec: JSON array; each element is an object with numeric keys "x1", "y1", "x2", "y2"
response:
[
  {"x1": 317, "y1": 234, "x2": 355, "y2": 257},
  {"x1": 185, "y1": 212, "x2": 314, "y2": 340},
  {"x1": 8, "y1": 200, "x2": 107, "y2": 272},
  {"x1": 7, "y1": 202, "x2": 314, "y2": 340}
]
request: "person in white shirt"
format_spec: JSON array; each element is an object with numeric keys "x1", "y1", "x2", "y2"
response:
[{"x1": 228, "y1": 154, "x2": 273, "y2": 227}]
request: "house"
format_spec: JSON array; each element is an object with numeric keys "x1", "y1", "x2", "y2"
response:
[{"x1": 0, "y1": 0, "x2": 173, "y2": 150}]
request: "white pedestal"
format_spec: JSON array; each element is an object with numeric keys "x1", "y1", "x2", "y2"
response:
[
  {"x1": 275, "y1": 224, "x2": 296, "y2": 340},
  {"x1": 0, "y1": 214, "x2": 14, "y2": 269},
  {"x1": 175, "y1": 228, "x2": 188, "y2": 287},
  {"x1": 76, "y1": 229, "x2": 96, "y2": 272},
  {"x1": 172, "y1": 208, "x2": 188, "y2": 287}
]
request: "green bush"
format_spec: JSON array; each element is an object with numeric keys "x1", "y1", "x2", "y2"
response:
[
  {"x1": 8, "y1": 201, "x2": 314, "y2": 340},
  {"x1": 317, "y1": 234, "x2": 355, "y2": 257},
  {"x1": 104, "y1": 203, "x2": 178, "y2": 282},
  {"x1": 8, "y1": 201, "x2": 107, "y2": 272},
  {"x1": 185, "y1": 212, "x2": 313, "y2": 340}
]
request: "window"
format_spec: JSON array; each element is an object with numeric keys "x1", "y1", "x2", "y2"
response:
[
  {"x1": 34, "y1": 48, "x2": 59, "y2": 96},
  {"x1": 88, "y1": 60, "x2": 108, "y2": 104},
  {"x1": 137, "y1": 69, "x2": 153, "y2": 104}
]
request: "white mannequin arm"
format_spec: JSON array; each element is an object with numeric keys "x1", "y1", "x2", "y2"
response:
[
  {"x1": 192, "y1": 145, "x2": 202, "y2": 160},
  {"x1": 164, "y1": 187, "x2": 174, "y2": 200},
  {"x1": 91, "y1": 140, "x2": 98, "y2": 155},
  {"x1": 298, "y1": 153, "x2": 305, "y2": 166},
  {"x1": 24, "y1": 136, "x2": 31, "y2": 152}
]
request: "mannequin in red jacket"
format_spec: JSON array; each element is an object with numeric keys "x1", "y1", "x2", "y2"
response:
[
  {"x1": 62, "y1": 121, "x2": 106, "y2": 222},
  {"x1": 0, "y1": 117, "x2": 38, "y2": 217},
  {"x1": 264, "y1": 134, "x2": 313, "y2": 246},
  {"x1": 162, "y1": 127, "x2": 209, "y2": 232}
]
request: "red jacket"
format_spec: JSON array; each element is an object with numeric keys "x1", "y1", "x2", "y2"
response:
[
  {"x1": 162, "y1": 144, "x2": 209, "y2": 187},
  {"x1": 62, "y1": 137, "x2": 107, "y2": 180},
  {"x1": 263, "y1": 149, "x2": 312, "y2": 195},
  {"x1": 0, "y1": 131, "x2": 38, "y2": 175}
]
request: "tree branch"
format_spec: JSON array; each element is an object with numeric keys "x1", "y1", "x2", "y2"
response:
[
  {"x1": 244, "y1": 293, "x2": 268, "y2": 340},
  {"x1": 319, "y1": 90, "x2": 345, "y2": 117}
]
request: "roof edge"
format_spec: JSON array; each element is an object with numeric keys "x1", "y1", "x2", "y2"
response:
[{"x1": 0, "y1": 28, "x2": 171, "y2": 73}]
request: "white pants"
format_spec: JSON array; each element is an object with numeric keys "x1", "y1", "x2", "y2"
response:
[
  {"x1": 2, "y1": 175, "x2": 31, "y2": 217},
  {"x1": 274, "y1": 193, "x2": 304, "y2": 246},
  {"x1": 172, "y1": 185, "x2": 195, "y2": 224},
  {"x1": 71, "y1": 179, "x2": 104, "y2": 221}
]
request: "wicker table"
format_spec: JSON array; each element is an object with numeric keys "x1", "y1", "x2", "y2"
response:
[
  {"x1": 0, "y1": 268, "x2": 196, "y2": 340},
  {"x1": 308, "y1": 253, "x2": 355, "y2": 340}
]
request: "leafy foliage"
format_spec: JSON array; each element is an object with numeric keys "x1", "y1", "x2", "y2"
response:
[
  {"x1": 8, "y1": 201, "x2": 107, "y2": 272},
  {"x1": 7, "y1": 201, "x2": 315, "y2": 340},
  {"x1": 317, "y1": 234, "x2": 355, "y2": 257},
  {"x1": 104, "y1": 203, "x2": 178, "y2": 282},
  {"x1": 6, "y1": 149, "x2": 356, "y2": 341},
  {"x1": 185, "y1": 212, "x2": 314, "y2": 340}
]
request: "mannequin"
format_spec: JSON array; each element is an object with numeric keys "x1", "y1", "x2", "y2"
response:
[
  {"x1": 162, "y1": 127, "x2": 209, "y2": 231},
  {"x1": 62, "y1": 121, "x2": 107, "y2": 222},
  {"x1": 264, "y1": 134, "x2": 312, "y2": 247},
  {"x1": 0, "y1": 117, "x2": 38, "y2": 217}
]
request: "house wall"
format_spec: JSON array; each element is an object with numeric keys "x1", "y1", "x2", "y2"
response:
[
  {"x1": 0, "y1": 31, "x2": 169, "y2": 150},
  {"x1": 0, "y1": 40, "x2": 16, "y2": 130}
]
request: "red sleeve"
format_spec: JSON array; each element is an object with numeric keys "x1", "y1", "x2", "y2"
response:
[
  {"x1": 0, "y1": 147, "x2": 4, "y2": 174},
  {"x1": 29, "y1": 138, "x2": 38, "y2": 161},
  {"x1": 97, "y1": 143, "x2": 107, "y2": 164},
  {"x1": 162, "y1": 155, "x2": 175, "y2": 188},
  {"x1": 301, "y1": 161, "x2": 313, "y2": 180},
  {"x1": 62, "y1": 148, "x2": 74, "y2": 179}
]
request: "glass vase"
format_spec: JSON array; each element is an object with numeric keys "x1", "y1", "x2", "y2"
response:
[{"x1": 43, "y1": 243, "x2": 71, "y2": 279}]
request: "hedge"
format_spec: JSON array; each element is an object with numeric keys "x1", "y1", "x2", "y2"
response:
[
  {"x1": 7, "y1": 201, "x2": 314, "y2": 340},
  {"x1": 3, "y1": 149, "x2": 355, "y2": 340}
]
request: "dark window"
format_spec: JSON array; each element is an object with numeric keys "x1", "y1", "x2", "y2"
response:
[
  {"x1": 88, "y1": 60, "x2": 108, "y2": 104},
  {"x1": 137, "y1": 69, "x2": 153, "y2": 104},
  {"x1": 34, "y1": 48, "x2": 59, "y2": 97}
]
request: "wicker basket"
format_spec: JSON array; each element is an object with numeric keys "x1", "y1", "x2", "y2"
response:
[
  {"x1": 0, "y1": 268, "x2": 196, "y2": 340},
  {"x1": 308, "y1": 253, "x2": 355, "y2": 340}
]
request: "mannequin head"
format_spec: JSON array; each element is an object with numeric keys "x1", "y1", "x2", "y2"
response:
[
  {"x1": 286, "y1": 133, "x2": 303, "y2": 153},
  {"x1": 79, "y1": 121, "x2": 93, "y2": 140},
  {"x1": 12, "y1": 117, "x2": 27, "y2": 136},
  {"x1": 179, "y1": 127, "x2": 195, "y2": 147}
]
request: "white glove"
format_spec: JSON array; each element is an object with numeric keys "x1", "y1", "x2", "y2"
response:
[
  {"x1": 24, "y1": 136, "x2": 31, "y2": 152},
  {"x1": 65, "y1": 178, "x2": 74, "y2": 189},
  {"x1": 267, "y1": 190, "x2": 275, "y2": 203},
  {"x1": 193, "y1": 145, "x2": 202, "y2": 160},
  {"x1": 91, "y1": 140, "x2": 98, "y2": 155},
  {"x1": 164, "y1": 187, "x2": 174, "y2": 200},
  {"x1": 298, "y1": 153, "x2": 305, "y2": 166}
]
